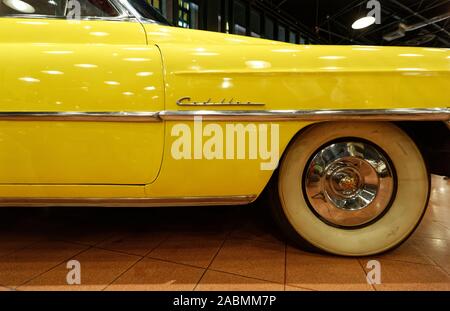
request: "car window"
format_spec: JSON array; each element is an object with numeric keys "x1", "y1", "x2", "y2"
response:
[
  {"x1": 0, "y1": 0, "x2": 65, "y2": 16},
  {"x1": 79, "y1": 0, "x2": 119, "y2": 17},
  {"x1": 0, "y1": 0, "x2": 119, "y2": 18}
]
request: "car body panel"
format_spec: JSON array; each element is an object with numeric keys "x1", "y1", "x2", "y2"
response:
[
  {"x1": 146, "y1": 24, "x2": 449, "y2": 112},
  {"x1": 142, "y1": 24, "x2": 449, "y2": 198},
  {"x1": 0, "y1": 18, "x2": 165, "y2": 185},
  {"x1": 144, "y1": 121, "x2": 309, "y2": 198},
  {"x1": 0, "y1": 17, "x2": 448, "y2": 202}
]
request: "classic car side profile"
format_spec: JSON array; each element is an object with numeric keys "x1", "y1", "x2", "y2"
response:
[{"x1": 0, "y1": 0, "x2": 449, "y2": 256}]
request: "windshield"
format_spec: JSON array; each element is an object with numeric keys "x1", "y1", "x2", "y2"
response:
[{"x1": 126, "y1": 0, "x2": 171, "y2": 25}]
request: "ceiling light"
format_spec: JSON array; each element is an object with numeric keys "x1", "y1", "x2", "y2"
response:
[
  {"x1": 352, "y1": 16, "x2": 376, "y2": 30},
  {"x1": 3, "y1": 0, "x2": 35, "y2": 13}
]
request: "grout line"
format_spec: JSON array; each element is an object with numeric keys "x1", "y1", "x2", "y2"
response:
[
  {"x1": 52, "y1": 238, "x2": 109, "y2": 248},
  {"x1": 207, "y1": 267, "x2": 285, "y2": 287},
  {"x1": 370, "y1": 257, "x2": 438, "y2": 267},
  {"x1": 0, "y1": 283, "x2": 17, "y2": 290},
  {"x1": 17, "y1": 244, "x2": 92, "y2": 289},
  {"x1": 49, "y1": 230, "x2": 129, "y2": 249},
  {"x1": 199, "y1": 209, "x2": 283, "y2": 289},
  {"x1": 412, "y1": 241, "x2": 450, "y2": 277},
  {"x1": 421, "y1": 257, "x2": 450, "y2": 277},
  {"x1": 192, "y1": 213, "x2": 248, "y2": 291},
  {"x1": 356, "y1": 258, "x2": 376, "y2": 291},
  {"x1": 101, "y1": 235, "x2": 170, "y2": 291},
  {"x1": 136, "y1": 254, "x2": 208, "y2": 271},
  {"x1": 0, "y1": 238, "x2": 45, "y2": 259},
  {"x1": 92, "y1": 232, "x2": 127, "y2": 247},
  {"x1": 53, "y1": 229, "x2": 160, "y2": 248},
  {"x1": 375, "y1": 257, "x2": 446, "y2": 267},
  {"x1": 99, "y1": 246, "x2": 307, "y2": 289},
  {"x1": 437, "y1": 221, "x2": 450, "y2": 231},
  {"x1": 227, "y1": 235, "x2": 285, "y2": 246},
  {"x1": 413, "y1": 236, "x2": 449, "y2": 243},
  {"x1": 204, "y1": 268, "x2": 289, "y2": 290},
  {"x1": 93, "y1": 245, "x2": 152, "y2": 258},
  {"x1": 192, "y1": 235, "x2": 230, "y2": 291},
  {"x1": 284, "y1": 283, "x2": 318, "y2": 291},
  {"x1": 415, "y1": 235, "x2": 450, "y2": 241}
]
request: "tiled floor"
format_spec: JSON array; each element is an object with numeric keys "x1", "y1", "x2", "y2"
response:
[{"x1": 0, "y1": 175, "x2": 449, "y2": 291}]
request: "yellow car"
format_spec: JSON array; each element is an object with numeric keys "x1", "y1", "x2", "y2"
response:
[{"x1": 0, "y1": 0, "x2": 449, "y2": 256}]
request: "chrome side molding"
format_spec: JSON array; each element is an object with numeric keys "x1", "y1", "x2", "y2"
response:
[
  {"x1": 0, "y1": 108, "x2": 448, "y2": 122},
  {"x1": 0, "y1": 111, "x2": 160, "y2": 122},
  {"x1": 159, "y1": 108, "x2": 450, "y2": 122},
  {"x1": 0, "y1": 195, "x2": 257, "y2": 207}
]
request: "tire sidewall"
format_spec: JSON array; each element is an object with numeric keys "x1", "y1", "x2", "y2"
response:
[{"x1": 278, "y1": 122, "x2": 430, "y2": 256}]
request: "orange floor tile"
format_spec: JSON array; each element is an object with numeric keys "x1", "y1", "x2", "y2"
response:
[{"x1": 0, "y1": 175, "x2": 449, "y2": 291}]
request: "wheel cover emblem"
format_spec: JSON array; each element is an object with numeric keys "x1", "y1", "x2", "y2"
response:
[{"x1": 304, "y1": 141, "x2": 395, "y2": 227}]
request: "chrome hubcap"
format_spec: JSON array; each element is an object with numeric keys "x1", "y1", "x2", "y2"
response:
[{"x1": 304, "y1": 141, "x2": 395, "y2": 227}]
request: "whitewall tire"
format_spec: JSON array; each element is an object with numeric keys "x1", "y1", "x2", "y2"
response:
[{"x1": 269, "y1": 122, "x2": 430, "y2": 256}]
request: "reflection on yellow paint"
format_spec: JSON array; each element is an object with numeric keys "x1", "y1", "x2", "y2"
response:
[
  {"x1": 44, "y1": 51, "x2": 73, "y2": 54},
  {"x1": 245, "y1": 60, "x2": 271, "y2": 69},
  {"x1": 221, "y1": 78, "x2": 233, "y2": 89},
  {"x1": 104, "y1": 81, "x2": 120, "y2": 85},
  {"x1": 319, "y1": 56, "x2": 346, "y2": 60},
  {"x1": 75, "y1": 64, "x2": 98, "y2": 68},
  {"x1": 42, "y1": 70, "x2": 64, "y2": 75},
  {"x1": 399, "y1": 54, "x2": 424, "y2": 57},
  {"x1": 19, "y1": 77, "x2": 40, "y2": 83},
  {"x1": 123, "y1": 58, "x2": 150, "y2": 62},
  {"x1": 320, "y1": 66, "x2": 343, "y2": 71},
  {"x1": 396, "y1": 68, "x2": 426, "y2": 71},
  {"x1": 137, "y1": 72, "x2": 153, "y2": 77},
  {"x1": 90, "y1": 32, "x2": 109, "y2": 37}
]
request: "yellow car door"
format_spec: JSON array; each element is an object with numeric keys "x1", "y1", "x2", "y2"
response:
[{"x1": 0, "y1": 0, "x2": 164, "y2": 185}]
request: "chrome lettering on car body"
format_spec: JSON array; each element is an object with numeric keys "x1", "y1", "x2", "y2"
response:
[{"x1": 176, "y1": 96, "x2": 265, "y2": 107}]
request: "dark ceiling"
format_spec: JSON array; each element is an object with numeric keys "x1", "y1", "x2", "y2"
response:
[{"x1": 261, "y1": 0, "x2": 450, "y2": 47}]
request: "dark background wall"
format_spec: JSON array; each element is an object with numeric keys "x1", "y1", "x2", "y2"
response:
[{"x1": 149, "y1": 0, "x2": 449, "y2": 47}]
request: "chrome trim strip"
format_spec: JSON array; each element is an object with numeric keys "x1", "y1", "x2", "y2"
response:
[
  {"x1": 0, "y1": 196, "x2": 256, "y2": 207},
  {"x1": 0, "y1": 109, "x2": 448, "y2": 122},
  {"x1": 0, "y1": 112, "x2": 160, "y2": 122},
  {"x1": 159, "y1": 108, "x2": 450, "y2": 122},
  {"x1": 0, "y1": 14, "x2": 136, "y2": 22}
]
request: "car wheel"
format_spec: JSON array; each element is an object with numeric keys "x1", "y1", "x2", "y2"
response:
[{"x1": 269, "y1": 122, "x2": 430, "y2": 256}]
